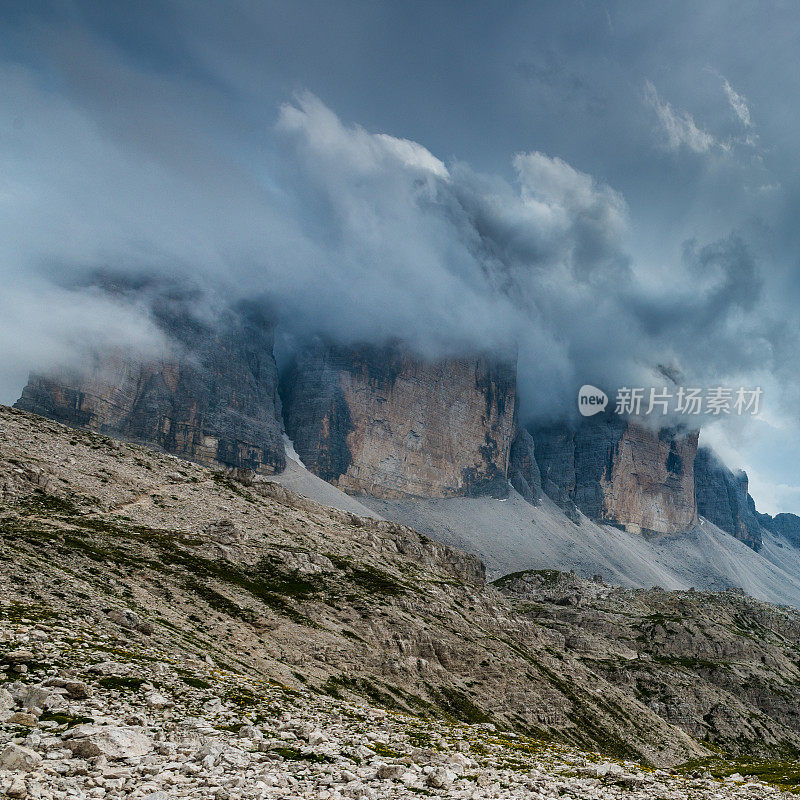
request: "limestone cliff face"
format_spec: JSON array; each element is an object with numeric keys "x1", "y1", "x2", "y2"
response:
[
  {"x1": 282, "y1": 343, "x2": 517, "y2": 499},
  {"x1": 15, "y1": 300, "x2": 285, "y2": 473},
  {"x1": 694, "y1": 447, "x2": 763, "y2": 550},
  {"x1": 533, "y1": 416, "x2": 699, "y2": 534},
  {"x1": 760, "y1": 512, "x2": 800, "y2": 547}
]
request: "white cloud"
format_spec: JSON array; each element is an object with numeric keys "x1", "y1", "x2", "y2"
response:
[
  {"x1": 722, "y1": 78, "x2": 752, "y2": 127},
  {"x1": 644, "y1": 81, "x2": 718, "y2": 154}
]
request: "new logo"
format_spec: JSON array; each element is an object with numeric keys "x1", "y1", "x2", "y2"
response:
[{"x1": 578, "y1": 385, "x2": 608, "y2": 416}]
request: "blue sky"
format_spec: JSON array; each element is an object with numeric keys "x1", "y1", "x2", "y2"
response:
[{"x1": 2, "y1": 1, "x2": 800, "y2": 513}]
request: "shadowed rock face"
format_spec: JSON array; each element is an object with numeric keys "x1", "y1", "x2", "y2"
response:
[
  {"x1": 282, "y1": 343, "x2": 517, "y2": 499},
  {"x1": 508, "y1": 428, "x2": 542, "y2": 504},
  {"x1": 760, "y1": 512, "x2": 800, "y2": 547},
  {"x1": 695, "y1": 447, "x2": 764, "y2": 551},
  {"x1": 15, "y1": 298, "x2": 285, "y2": 474},
  {"x1": 532, "y1": 416, "x2": 699, "y2": 534}
]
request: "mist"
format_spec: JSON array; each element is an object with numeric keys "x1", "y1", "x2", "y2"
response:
[
  {"x1": 2, "y1": 2, "x2": 799, "y2": 510},
  {"x1": 1, "y1": 74, "x2": 782, "y2": 425}
]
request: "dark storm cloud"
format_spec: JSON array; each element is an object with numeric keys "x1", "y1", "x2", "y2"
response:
[{"x1": 3, "y1": 0, "x2": 800, "y2": 508}]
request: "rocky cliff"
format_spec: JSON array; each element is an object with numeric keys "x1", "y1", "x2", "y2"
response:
[
  {"x1": 694, "y1": 447, "x2": 763, "y2": 550},
  {"x1": 282, "y1": 343, "x2": 517, "y2": 499},
  {"x1": 507, "y1": 428, "x2": 542, "y2": 504},
  {"x1": 758, "y1": 512, "x2": 800, "y2": 548},
  {"x1": 532, "y1": 416, "x2": 699, "y2": 534},
  {"x1": 15, "y1": 296, "x2": 285, "y2": 474}
]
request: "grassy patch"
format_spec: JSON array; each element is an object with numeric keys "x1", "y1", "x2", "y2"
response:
[
  {"x1": 16, "y1": 493, "x2": 81, "y2": 517},
  {"x1": 322, "y1": 675, "x2": 402, "y2": 709},
  {"x1": 98, "y1": 675, "x2": 146, "y2": 691},
  {"x1": 271, "y1": 745, "x2": 336, "y2": 764},
  {"x1": 677, "y1": 758, "x2": 800, "y2": 793},
  {"x1": 328, "y1": 556, "x2": 406, "y2": 596},
  {"x1": 427, "y1": 685, "x2": 494, "y2": 725},
  {"x1": 180, "y1": 675, "x2": 211, "y2": 690},
  {"x1": 0, "y1": 600, "x2": 56, "y2": 623}
]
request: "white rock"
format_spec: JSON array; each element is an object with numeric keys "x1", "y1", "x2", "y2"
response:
[
  {"x1": 426, "y1": 767, "x2": 456, "y2": 789},
  {"x1": 0, "y1": 743, "x2": 43, "y2": 771},
  {"x1": 0, "y1": 687, "x2": 14, "y2": 714},
  {"x1": 375, "y1": 763, "x2": 405, "y2": 780},
  {"x1": 6, "y1": 776, "x2": 27, "y2": 798},
  {"x1": 595, "y1": 761, "x2": 624, "y2": 778},
  {"x1": 307, "y1": 730, "x2": 327, "y2": 746},
  {"x1": 237, "y1": 724, "x2": 263, "y2": 740},
  {"x1": 145, "y1": 691, "x2": 171, "y2": 709},
  {"x1": 65, "y1": 725, "x2": 153, "y2": 760}
]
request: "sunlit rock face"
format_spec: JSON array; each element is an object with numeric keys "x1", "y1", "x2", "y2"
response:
[
  {"x1": 15, "y1": 299, "x2": 285, "y2": 474},
  {"x1": 532, "y1": 415, "x2": 699, "y2": 534},
  {"x1": 282, "y1": 342, "x2": 517, "y2": 499},
  {"x1": 695, "y1": 447, "x2": 763, "y2": 551}
]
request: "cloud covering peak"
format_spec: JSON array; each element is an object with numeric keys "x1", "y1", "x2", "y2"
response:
[{"x1": 0, "y1": 59, "x2": 783, "y2": 428}]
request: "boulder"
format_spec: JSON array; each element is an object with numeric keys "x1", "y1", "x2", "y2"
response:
[
  {"x1": 65, "y1": 725, "x2": 153, "y2": 760},
  {"x1": 0, "y1": 744, "x2": 42, "y2": 771}
]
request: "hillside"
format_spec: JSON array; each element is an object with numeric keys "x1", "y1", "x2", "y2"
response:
[{"x1": 3, "y1": 405, "x2": 800, "y2": 797}]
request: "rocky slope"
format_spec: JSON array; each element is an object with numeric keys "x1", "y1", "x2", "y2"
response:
[
  {"x1": 282, "y1": 343, "x2": 516, "y2": 499},
  {"x1": 359, "y1": 489, "x2": 800, "y2": 606},
  {"x1": 5, "y1": 405, "x2": 800, "y2": 787},
  {"x1": 15, "y1": 295, "x2": 285, "y2": 475},
  {"x1": 499, "y1": 570, "x2": 800, "y2": 758},
  {"x1": 531, "y1": 416, "x2": 699, "y2": 534},
  {"x1": 760, "y1": 513, "x2": 800, "y2": 548},
  {"x1": 3, "y1": 615, "x2": 797, "y2": 800}
]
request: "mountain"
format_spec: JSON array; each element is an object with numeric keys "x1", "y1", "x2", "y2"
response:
[
  {"x1": 15, "y1": 303, "x2": 800, "y2": 607},
  {"x1": 532, "y1": 415, "x2": 698, "y2": 534},
  {"x1": 694, "y1": 447, "x2": 764, "y2": 550},
  {"x1": 282, "y1": 342, "x2": 517, "y2": 499},
  {"x1": 15, "y1": 296, "x2": 285, "y2": 474},
  {"x1": 6, "y1": 402, "x2": 800, "y2": 786},
  {"x1": 760, "y1": 512, "x2": 800, "y2": 547}
]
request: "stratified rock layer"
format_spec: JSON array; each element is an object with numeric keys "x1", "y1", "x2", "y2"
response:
[
  {"x1": 694, "y1": 447, "x2": 763, "y2": 550},
  {"x1": 282, "y1": 344, "x2": 516, "y2": 499},
  {"x1": 15, "y1": 300, "x2": 285, "y2": 473},
  {"x1": 533, "y1": 416, "x2": 699, "y2": 534}
]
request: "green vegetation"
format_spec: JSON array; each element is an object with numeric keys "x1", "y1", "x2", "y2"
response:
[
  {"x1": 426, "y1": 685, "x2": 494, "y2": 725},
  {"x1": 38, "y1": 712, "x2": 93, "y2": 728},
  {"x1": 16, "y1": 493, "x2": 82, "y2": 517},
  {"x1": 327, "y1": 555, "x2": 406, "y2": 596},
  {"x1": 0, "y1": 600, "x2": 56, "y2": 622},
  {"x1": 322, "y1": 675, "x2": 400, "y2": 708},
  {"x1": 372, "y1": 741, "x2": 405, "y2": 759},
  {"x1": 98, "y1": 676, "x2": 146, "y2": 691},
  {"x1": 492, "y1": 568, "x2": 564, "y2": 589},
  {"x1": 180, "y1": 675, "x2": 211, "y2": 690},
  {"x1": 271, "y1": 746, "x2": 336, "y2": 764},
  {"x1": 677, "y1": 757, "x2": 800, "y2": 793}
]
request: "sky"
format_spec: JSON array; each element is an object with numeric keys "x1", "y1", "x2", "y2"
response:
[{"x1": 1, "y1": 1, "x2": 800, "y2": 513}]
